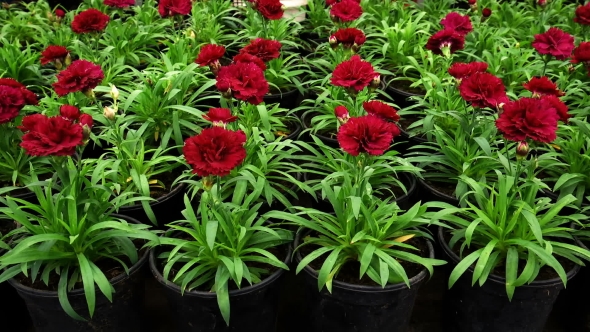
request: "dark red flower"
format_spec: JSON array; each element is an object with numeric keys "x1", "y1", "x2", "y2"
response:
[
  {"x1": 216, "y1": 62, "x2": 269, "y2": 105},
  {"x1": 71, "y1": 9, "x2": 109, "y2": 34},
  {"x1": 195, "y1": 44, "x2": 225, "y2": 67},
  {"x1": 59, "y1": 105, "x2": 81, "y2": 120},
  {"x1": 52, "y1": 60, "x2": 104, "y2": 97},
  {"x1": 158, "y1": 0, "x2": 192, "y2": 17},
  {"x1": 468, "y1": 0, "x2": 476, "y2": 4},
  {"x1": 40, "y1": 45, "x2": 69, "y2": 65},
  {"x1": 335, "y1": 106, "x2": 349, "y2": 122},
  {"x1": 448, "y1": 61, "x2": 488, "y2": 80},
  {"x1": 459, "y1": 72, "x2": 508, "y2": 109},
  {"x1": 337, "y1": 115, "x2": 400, "y2": 156},
  {"x1": 523, "y1": 76, "x2": 564, "y2": 97},
  {"x1": 0, "y1": 86, "x2": 25, "y2": 124},
  {"x1": 104, "y1": 0, "x2": 135, "y2": 8},
  {"x1": 575, "y1": 4, "x2": 590, "y2": 25},
  {"x1": 256, "y1": 0, "x2": 284, "y2": 20},
  {"x1": 532, "y1": 27, "x2": 575, "y2": 60},
  {"x1": 571, "y1": 42, "x2": 590, "y2": 65},
  {"x1": 55, "y1": 9, "x2": 65, "y2": 18},
  {"x1": 330, "y1": 55, "x2": 377, "y2": 93},
  {"x1": 495, "y1": 98, "x2": 559, "y2": 143},
  {"x1": 233, "y1": 53, "x2": 266, "y2": 71},
  {"x1": 331, "y1": 28, "x2": 366, "y2": 49},
  {"x1": 183, "y1": 127, "x2": 247, "y2": 177},
  {"x1": 425, "y1": 29, "x2": 465, "y2": 55},
  {"x1": 239, "y1": 38, "x2": 282, "y2": 62},
  {"x1": 0, "y1": 78, "x2": 38, "y2": 106},
  {"x1": 542, "y1": 95, "x2": 569, "y2": 123},
  {"x1": 440, "y1": 12, "x2": 473, "y2": 36},
  {"x1": 202, "y1": 108, "x2": 238, "y2": 124},
  {"x1": 330, "y1": 0, "x2": 362, "y2": 22},
  {"x1": 326, "y1": 0, "x2": 336, "y2": 5},
  {"x1": 363, "y1": 101, "x2": 400, "y2": 122},
  {"x1": 79, "y1": 113, "x2": 94, "y2": 128},
  {"x1": 482, "y1": 8, "x2": 492, "y2": 17},
  {"x1": 19, "y1": 114, "x2": 84, "y2": 156}
]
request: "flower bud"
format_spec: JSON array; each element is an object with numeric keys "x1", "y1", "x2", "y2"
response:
[
  {"x1": 334, "y1": 106, "x2": 350, "y2": 123},
  {"x1": 537, "y1": 0, "x2": 547, "y2": 7},
  {"x1": 209, "y1": 60, "x2": 222, "y2": 76},
  {"x1": 83, "y1": 89, "x2": 95, "y2": 100},
  {"x1": 65, "y1": 53, "x2": 72, "y2": 66},
  {"x1": 369, "y1": 74, "x2": 381, "y2": 90},
  {"x1": 82, "y1": 125, "x2": 92, "y2": 142},
  {"x1": 103, "y1": 106, "x2": 116, "y2": 120},
  {"x1": 482, "y1": 8, "x2": 491, "y2": 18},
  {"x1": 516, "y1": 141, "x2": 529, "y2": 160},
  {"x1": 55, "y1": 59, "x2": 63, "y2": 70},
  {"x1": 351, "y1": 43, "x2": 361, "y2": 54},
  {"x1": 329, "y1": 36, "x2": 338, "y2": 49},
  {"x1": 202, "y1": 176, "x2": 214, "y2": 191},
  {"x1": 110, "y1": 85, "x2": 119, "y2": 101}
]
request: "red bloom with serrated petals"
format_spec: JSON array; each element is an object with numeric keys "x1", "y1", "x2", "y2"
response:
[
  {"x1": 440, "y1": 12, "x2": 473, "y2": 36},
  {"x1": 330, "y1": 0, "x2": 362, "y2": 22},
  {"x1": 183, "y1": 127, "x2": 247, "y2": 177},
  {"x1": 239, "y1": 38, "x2": 282, "y2": 62},
  {"x1": 0, "y1": 78, "x2": 37, "y2": 106},
  {"x1": 79, "y1": 113, "x2": 93, "y2": 129},
  {"x1": 574, "y1": 3, "x2": 590, "y2": 26},
  {"x1": 40, "y1": 45, "x2": 69, "y2": 65},
  {"x1": 335, "y1": 106, "x2": 349, "y2": 120},
  {"x1": 495, "y1": 98, "x2": 559, "y2": 143},
  {"x1": 216, "y1": 62, "x2": 269, "y2": 105},
  {"x1": 459, "y1": 72, "x2": 508, "y2": 109},
  {"x1": 532, "y1": 27, "x2": 575, "y2": 60},
  {"x1": 363, "y1": 101, "x2": 400, "y2": 122},
  {"x1": 448, "y1": 62, "x2": 488, "y2": 80},
  {"x1": 55, "y1": 9, "x2": 65, "y2": 18},
  {"x1": 233, "y1": 53, "x2": 266, "y2": 71},
  {"x1": 337, "y1": 115, "x2": 400, "y2": 156},
  {"x1": 19, "y1": 114, "x2": 84, "y2": 156},
  {"x1": 426, "y1": 30, "x2": 465, "y2": 55},
  {"x1": 331, "y1": 28, "x2": 366, "y2": 48},
  {"x1": 104, "y1": 0, "x2": 135, "y2": 8},
  {"x1": 0, "y1": 86, "x2": 25, "y2": 124},
  {"x1": 195, "y1": 44, "x2": 225, "y2": 67},
  {"x1": 60, "y1": 105, "x2": 81, "y2": 120},
  {"x1": 158, "y1": 0, "x2": 192, "y2": 17},
  {"x1": 52, "y1": 60, "x2": 104, "y2": 96},
  {"x1": 571, "y1": 42, "x2": 590, "y2": 67},
  {"x1": 71, "y1": 9, "x2": 109, "y2": 34},
  {"x1": 202, "y1": 108, "x2": 238, "y2": 124},
  {"x1": 331, "y1": 55, "x2": 377, "y2": 92},
  {"x1": 256, "y1": 0, "x2": 284, "y2": 20},
  {"x1": 523, "y1": 76, "x2": 564, "y2": 97},
  {"x1": 542, "y1": 95, "x2": 569, "y2": 123}
]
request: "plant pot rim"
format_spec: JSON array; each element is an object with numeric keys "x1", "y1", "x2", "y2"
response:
[
  {"x1": 417, "y1": 177, "x2": 459, "y2": 205},
  {"x1": 384, "y1": 76, "x2": 425, "y2": 97},
  {"x1": 149, "y1": 240, "x2": 292, "y2": 298},
  {"x1": 119, "y1": 181, "x2": 187, "y2": 213},
  {"x1": 294, "y1": 230, "x2": 432, "y2": 293},
  {"x1": 437, "y1": 226, "x2": 580, "y2": 287},
  {"x1": 301, "y1": 110, "x2": 338, "y2": 145},
  {"x1": 7, "y1": 214, "x2": 149, "y2": 297},
  {"x1": 285, "y1": 120, "x2": 303, "y2": 141},
  {"x1": 265, "y1": 87, "x2": 300, "y2": 98}
]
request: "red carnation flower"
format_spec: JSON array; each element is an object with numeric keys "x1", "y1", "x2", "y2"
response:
[
  {"x1": 0, "y1": 78, "x2": 38, "y2": 106},
  {"x1": 20, "y1": 114, "x2": 84, "y2": 156},
  {"x1": 55, "y1": 9, "x2": 65, "y2": 18},
  {"x1": 425, "y1": 29, "x2": 465, "y2": 55},
  {"x1": 575, "y1": 3, "x2": 590, "y2": 25},
  {"x1": 363, "y1": 101, "x2": 400, "y2": 122},
  {"x1": 532, "y1": 27, "x2": 575, "y2": 60},
  {"x1": 202, "y1": 108, "x2": 238, "y2": 125},
  {"x1": 326, "y1": 0, "x2": 336, "y2": 5},
  {"x1": 158, "y1": 0, "x2": 192, "y2": 17},
  {"x1": 468, "y1": 0, "x2": 476, "y2": 4},
  {"x1": 440, "y1": 12, "x2": 473, "y2": 36},
  {"x1": 216, "y1": 62, "x2": 269, "y2": 105},
  {"x1": 183, "y1": 127, "x2": 247, "y2": 177},
  {"x1": 482, "y1": 8, "x2": 492, "y2": 17},
  {"x1": 233, "y1": 53, "x2": 266, "y2": 71},
  {"x1": 448, "y1": 61, "x2": 488, "y2": 80},
  {"x1": 331, "y1": 28, "x2": 366, "y2": 49},
  {"x1": 459, "y1": 72, "x2": 508, "y2": 109},
  {"x1": 71, "y1": 9, "x2": 109, "y2": 34},
  {"x1": 239, "y1": 38, "x2": 282, "y2": 62},
  {"x1": 79, "y1": 113, "x2": 94, "y2": 129},
  {"x1": 59, "y1": 105, "x2": 81, "y2": 120},
  {"x1": 256, "y1": 0, "x2": 284, "y2": 20},
  {"x1": 330, "y1": 0, "x2": 362, "y2": 22},
  {"x1": 495, "y1": 98, "x2": 559, "y2": 143},
  {"x1": 53, "y1": 60, "x2": 104, "y2": 97},
  {"x1": 40, "y1": 45, "x2": 69, "y2": 66},
  {"x1": 542, "y1": 95, "x2": 569, "y2": 123},
  {"x1": 523, "y1": 76, "x2": 564, "y2": 97},
  {"x1": 104, "y1": 0, "x2": 135, "y2": 8},
  {"x1": 0, "y1": 86, "x2": 26, "y2": 124},
  {"x1": 335, "y1": 106, "x2": 349, "y2": 122},
  {"x1": 331, "y1": 55, "x2": 377, "y2": 93},
  {"x1": 571, "y1": 42, "x2": 590, "y2": 68},
  {"x1": 337, "y1": 115, "x2": 400, "y2": 157},
  {"x1": 195, "y1": 44, "x2": 225, "y2": 67}
]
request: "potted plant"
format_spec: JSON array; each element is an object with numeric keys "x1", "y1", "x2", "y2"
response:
[
  {"x1": 0, "y1": 111, "x2": 158, "y2": 331},
  {"x1": 149, "y1": 124, "x2": 293, "y2": 330}
]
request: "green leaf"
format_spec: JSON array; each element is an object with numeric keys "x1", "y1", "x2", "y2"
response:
[
  {"x1": 206, "y1": 219, "x2": 218, "y2": 251},
  {"x1": 359, "y1": 243, "x2": 376, "y2": 278},
  {"x1": 449, "y1": 249, "x2": 483, "y2": 288},
  {"x1": 77, "y1": 254, "x2": 96, "y2": 317},
  {"x1": 317, "y1": 247, "x2": 342, "y2": 292},
  {"x1": 505, "y1": 247, "x2": 518, "y2": 300},
  {"x1": 295, "y1": 247, "x2": 332, "y2": 274}
]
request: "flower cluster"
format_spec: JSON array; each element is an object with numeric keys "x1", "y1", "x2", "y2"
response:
[
  {"x1": 53, "y1": 60, "x2": 104, "y2": 97},
  {"x1": 40, "y1": 46, "x2": 70, "y2": 69},
  {"x1": 426, "y1": 12, "x2": 471, "y2": 56},
  {"x1": 0, "y1": 79, "x2": 38, "y2": 124},
  {"x1": 329, "y1": 28, "x2": 366, "y2": 52},
  {"x1": 158, "y1": 0, "x2": 192, "y2": 18},
  {"x1": 71, "y1": 9, "x2": 109, "y2": 34},
  {"x1": 571, "y1": 42, "x2": 590, "y2": 76}
]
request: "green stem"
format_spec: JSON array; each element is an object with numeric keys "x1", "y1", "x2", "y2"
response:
[{"x1": 503, "y1": 137, "x2": 513, "y2": 176}]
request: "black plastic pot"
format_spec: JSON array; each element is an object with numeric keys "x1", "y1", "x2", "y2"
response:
[
  {"x1": 396, "y1": 125, "x2": 429, "y2": 157},
  {"x1": 264, "y1": 88, "x2": 302, "y2": 110},
  {"x1": 384, "y1": 79, "x2": 424, "y2": 110},
  {"x1": 294, "y1": 230, "x2": 433, "y2": 332},
  {"x1": 438, "y1": 227, "x2": 580, "y2": 332},
  {"x1": 8, "y1": 214, "x2": 149, "y2": 332},
  {"x1": 417, "y1": 177, "x2": 460, "y2": 207},
  {"x1": 118, "y1": 182, "x2": 187, "y2": 228},
  {"x1": 149, "y1": 244, "x2": 292, "y2": 332},
  {"x1": 300, "y1": 111, "x2": 339, "y2": 149}
]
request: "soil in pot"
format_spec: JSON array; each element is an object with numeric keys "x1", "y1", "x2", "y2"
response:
[
  {"x1": 417, "y1": 177, "x2": 460, "y2": 207},
  {"x1": 438, "y1": 228, "x2": 580, "y2": 332},
  {"x1": 385, "y1": 78, "x2": 425, "y2": 110},
  {"x1": 8, "y1": 215, "x2": 149, "y2": 332},
  {"x1": 149, "y1": 244, "x2": 292, "y2": 332},
  {"x1": 264, "y1": 88, "x2": 302, "y2": 110},
  {"x1": 295, "y1": 230, "x2": 433, "y2": 332}
]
